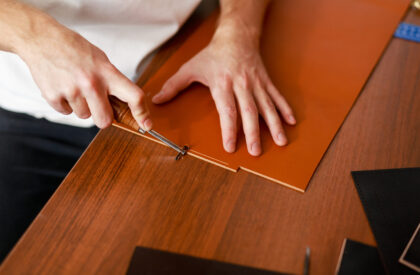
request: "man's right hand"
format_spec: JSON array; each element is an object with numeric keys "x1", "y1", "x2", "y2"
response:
[{"x1": 0, "y1": 0, "x2": 152, "y2": 130}]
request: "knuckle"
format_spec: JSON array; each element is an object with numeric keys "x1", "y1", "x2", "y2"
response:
[
  {"x1": 130, "y1": 102, "x2": 147, "y2": 117},
  {"x1": 89, "y1": 88, "x2": 101, "y2": 97},
  {"x1": 66, "y1": 89, "x2": 79, "y2": 101},
  {"x1": 44, "y1": 93, "x2": 61, "y2": 105},
  {"x1": 130, "y1": 92, "x2": 144, "y2": 107},
  {"x1": 221, "y1": 105, "x2": 236, "y2": 119},
  {"x1": 254, "y1": 75, "x2": 265, "y2": 89},
  {"x1": 132, "y1": 108, "x2": 147, "y2": 118},
  {"x1": 79, "y1": 73, "x2": 98, "y2": 91},
  {"x1": 43, "y1": 93, "x2": 71, "y2": 114},
  {"x1": 245, "y1": 131, "x2": 259, "y2": 143},
  {"x1": 263, "y1": 97, "x2": 275, "y2": 110},
  {"x1": 268, "y1": 118, "x2": 282, "y2": 129},
  {"x1": 249, "y1": 67, "x2": 258, "y2": 79},
  {"x1": 216, "y1": 72, "x2": 231, "y2": 88},
  {"x1": 236, "y1": 72, "x2": 250, "y2": 91},
  {"x1": 243, "y1": 104, "x2": 258, "y2": 116}
]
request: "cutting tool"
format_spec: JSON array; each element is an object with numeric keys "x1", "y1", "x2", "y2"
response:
[{"x1": 138, "y1": 128, "x2": 188, "y2": 160}]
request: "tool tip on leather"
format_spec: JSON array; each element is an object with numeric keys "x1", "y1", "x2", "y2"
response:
[{"x1": 175, "y1": 146, "x2": 189, "y2": 160}]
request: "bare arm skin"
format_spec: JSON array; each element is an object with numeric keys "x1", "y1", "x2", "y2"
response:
[
  {"x1": 0, "y1": 0, "x2": 152, "y2": 130},
  {"x1": 153, "y1": 0, "x2": 296, "y2": 156}
]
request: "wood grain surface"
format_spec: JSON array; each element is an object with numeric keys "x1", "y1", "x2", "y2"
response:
[{"x1": 1, "y1": 7, "x2": 419, "y2": 275}]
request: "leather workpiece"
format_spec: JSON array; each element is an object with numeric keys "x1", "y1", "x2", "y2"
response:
[{"x1": 112, "y1": 0, "x2": 410, "y2": 192}]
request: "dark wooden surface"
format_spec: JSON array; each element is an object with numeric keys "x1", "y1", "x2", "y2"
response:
[{"x1": 1, "y1": 8, "x2": 419, "y2": 275}]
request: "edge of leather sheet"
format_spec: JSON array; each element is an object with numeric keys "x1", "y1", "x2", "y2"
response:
[
  {"x1": 239, "y1": 166, "x2": 305, "y2": 193},
  {"x1": 112, "y1": 122, "x2": 237, "y2": 172}
]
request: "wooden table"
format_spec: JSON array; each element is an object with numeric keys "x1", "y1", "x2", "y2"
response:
[{"x1": 1, "y1": 7, "x2": 419, "y2": 275}]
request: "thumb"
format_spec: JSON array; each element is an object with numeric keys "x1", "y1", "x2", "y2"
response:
[{"x1": 152, "y1": 64, "x2": 195, "y2": 104}]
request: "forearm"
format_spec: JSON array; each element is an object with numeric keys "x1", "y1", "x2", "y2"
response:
[
  {"x1": 0, "y1": 0, "x2": 59, "y2": 56},
  {"x1": 0, "y1": 0, "x2": 152, "y2": 130},
  {"x1": 215, "y1": 0, "x2": 270, "y2": 48}
]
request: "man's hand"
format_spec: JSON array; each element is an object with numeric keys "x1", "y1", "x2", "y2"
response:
[
  {"x1": 152, "y1": 0, "x2": 295, "y2": 156},
  {"x1": 21, "y1": 26, "x2": 152, "y2": 130},
  {"x1": 0, "y1": 0, "x2": 151, "y2": 130}
]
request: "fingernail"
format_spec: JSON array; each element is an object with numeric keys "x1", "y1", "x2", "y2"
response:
[
  {"x1": 277, "y1": 133, "x2": 287, "y2": 146},
  {"x1": 288, "y1": 114, "x2": 296, "y2": 124},
  {"x1": 250, "y1": 142, "x2": 261, "y2": 156},
  {"x1": 225, "y1": 140, "x2": 236, "y2": 153},
  {"x1": 143, "y1": 118, "x2": 152, "y2": 131}
]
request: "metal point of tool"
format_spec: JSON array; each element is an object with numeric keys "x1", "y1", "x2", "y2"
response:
[
  {"x1": 175, "y1": 146, "x2": 189, "y2": 160},
  {"x1": 139, "y1": 128, "x2": 187, "y2": 159}
]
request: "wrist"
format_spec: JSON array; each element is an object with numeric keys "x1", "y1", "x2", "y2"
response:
[{"x1": 212, "y1": 16, "x2": 262, "y2": 50}]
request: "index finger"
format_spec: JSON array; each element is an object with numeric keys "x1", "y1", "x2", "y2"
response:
[{"x1": 107, "y1": 69, "x2": 152, "y2": 131}]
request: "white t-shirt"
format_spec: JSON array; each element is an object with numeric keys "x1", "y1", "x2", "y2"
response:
[{"x1": 0, "y1": 0, "x2": 201, "y2": 127}]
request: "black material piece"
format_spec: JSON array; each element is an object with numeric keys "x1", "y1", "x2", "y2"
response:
[
  {"x1": 351, "y1": 168, "x2": 420, "y2": 275},
  {"x1": 0, "y1": 108, "x2": 97, "y2": 263},
  {"x1": 336, "y1": 239, "x2": 385, "y2": 275},
  {"x1": 126, "y1": 246, "x2": 290, "y2": 275},
  {"x1": 404, "y1": 230, "x2": 420, "y2": 269},
  {"x1": 401, "y1": 223, "x2": 420, "y2": 272}
]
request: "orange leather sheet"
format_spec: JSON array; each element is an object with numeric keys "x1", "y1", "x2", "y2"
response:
[{"x1": 113, "y1": 0, "x2": 410, "y2": 192}]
